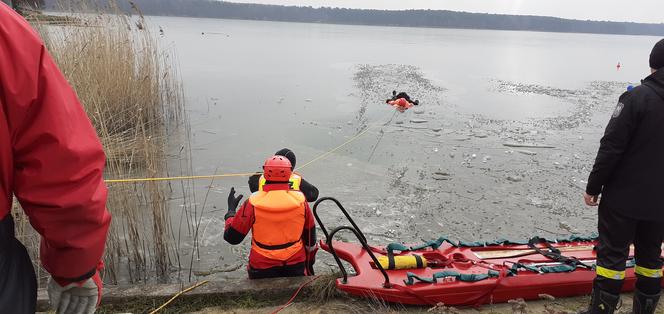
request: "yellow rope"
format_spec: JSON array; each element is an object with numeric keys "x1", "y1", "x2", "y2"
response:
[
  {"x1": 105, "y1": 125, "x2": 374, "y2": 184},
  {"x1": 104, "y1": 173, "x2": 257, "y2": 183},
  {"x1": 295, "y1": 126, "x2": 372, "y2": 171},
  {"x1": 148, "y1": 280, "x2": 209, "y2": 314}
]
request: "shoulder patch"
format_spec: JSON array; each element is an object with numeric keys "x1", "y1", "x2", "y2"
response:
[{"x1": 612, "y1": 102, "x2": 624, "y2": 118}]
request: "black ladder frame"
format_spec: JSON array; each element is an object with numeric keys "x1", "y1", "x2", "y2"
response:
[{"x1": 313, "y1": 197, "x2": 391, "y2": 288}]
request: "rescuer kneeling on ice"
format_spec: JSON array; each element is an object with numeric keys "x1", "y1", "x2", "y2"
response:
[{"x1": 223, "y1": 156, "x2": 317, "y2": 279}]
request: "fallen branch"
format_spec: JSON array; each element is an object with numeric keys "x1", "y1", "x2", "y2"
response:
[
  {"x1": 148, "y1": 280, "x2": 209, "y2": 314},
  {"x1": 193, "y1": 263, "x2": 243, "y2": 276},
  {"x1": 534, "y1": 226, "x2": 567, "y2": 236},
  {"x1": 474, "y1": 245, "x2": 594, "y2": 259},
  {"x1": 503, "y1": 143, "x2": 555, "y2": 149}
]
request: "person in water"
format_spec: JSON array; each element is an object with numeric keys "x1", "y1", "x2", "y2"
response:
[
  {"x1": 224, "y1": 156, "x2": 317, "y2": 279},
  {"x1": 583, "y1": 38, "x2": 664, "y2": 314},
  {"x1": 386, "y1": 91, "x2": 419, "y2": 112},
  {"x1": 386, "y1": 90, "x2": 420, "y2": 106},
  {"x1": 248, "y1": 148, "x2": 319, "y2": 202}
]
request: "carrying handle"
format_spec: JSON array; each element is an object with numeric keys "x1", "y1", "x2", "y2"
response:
[
  {"x1": 327, "y1": 225, "x2": 391, "y2": 288},
  {"x1": 313, "y1": 197, "x2": 367, "y2": 244}
]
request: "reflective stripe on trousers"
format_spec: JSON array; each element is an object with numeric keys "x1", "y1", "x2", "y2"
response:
[
  {"x1": 635, "y1": 265, "x2": 664, "y2": 278},
  {"x1": 596, "y1": 265, "x2": 626, "y2": 280}
]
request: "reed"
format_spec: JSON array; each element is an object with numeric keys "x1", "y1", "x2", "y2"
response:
[{"x1": 17, "y1": 2, "x2": 186, "y2": 284}]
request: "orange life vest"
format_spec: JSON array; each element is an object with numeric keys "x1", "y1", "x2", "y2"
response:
[
  {"x1": 249, "y1": 186, "x2": 306, "y2": 261},
  {"x1": 258, "y1": 173, "x2": 302, "y2": 191},
  {"x1": 388, "y1": 98, "x2": 413, "y2": 110}
]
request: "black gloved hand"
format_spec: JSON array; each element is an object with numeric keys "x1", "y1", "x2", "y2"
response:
[{"x1": 224, "y1": 187, "x2": 243, "y2": 220}]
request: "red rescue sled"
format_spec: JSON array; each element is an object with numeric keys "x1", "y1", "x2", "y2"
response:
[{"x1": 313, "y1": 197, "x2": 664, "y2": 307}]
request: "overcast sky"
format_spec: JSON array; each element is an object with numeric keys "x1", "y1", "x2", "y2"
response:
[{"x1": 225, "y1": 0, "x2": 664, "y2": 24}]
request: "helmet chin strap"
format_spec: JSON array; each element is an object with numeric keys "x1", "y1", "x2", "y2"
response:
[{"x1": 263, "y1": 183, "x2": 290, "y2": 192}]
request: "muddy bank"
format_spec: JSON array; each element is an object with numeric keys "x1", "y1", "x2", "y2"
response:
[
  {"x1": 196, "y1": 296, "x2": 663, "y2": 314},
  {"x1": 35, "y1": 276, "x2": 663, "y2": 313},
  {"x1": 36, "y1": 277, "x2": 311, "y2": 313}
]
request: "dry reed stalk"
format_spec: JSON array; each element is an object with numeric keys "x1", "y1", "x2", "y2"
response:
[{"x1": 13, "y1": 1, "x2": 187, "y2": 285}]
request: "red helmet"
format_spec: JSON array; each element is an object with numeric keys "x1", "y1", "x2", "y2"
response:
[{"x1": 263, "y1": 155, "x2": 292, "y2": 182}]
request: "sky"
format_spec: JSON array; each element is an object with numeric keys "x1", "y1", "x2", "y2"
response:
[{"x1": 224, "y1": 0, "x2": 664, "y2": 24}]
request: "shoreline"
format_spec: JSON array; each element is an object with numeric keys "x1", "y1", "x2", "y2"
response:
[{"x1": 36, "y1": 276, "x2": 659, "y2": 313}]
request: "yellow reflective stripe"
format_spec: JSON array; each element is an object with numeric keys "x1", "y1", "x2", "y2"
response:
[
  {"x1": 258, "y1": 175, "x2": 267, "y2": 191},
  {"x1": 290, "y1": 174, "x2": 302, "y2": 190},
  {"x1": 596, "y1": 266, "x2": 625, "y2": 280},
  {"x1": 258, "y1": 174, "x2": 301, "y2": 191},
  {"x1": 635, "y1": 265, "x2": 663, "y2": 278}
]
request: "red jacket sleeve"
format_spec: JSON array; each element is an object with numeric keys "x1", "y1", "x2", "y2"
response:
[
  {"x1": 0, "y1": 4, "x2": 111, "y2": 280},
  {"x1": 224, "y1": 200, "x2": 254, "y2": 245}
]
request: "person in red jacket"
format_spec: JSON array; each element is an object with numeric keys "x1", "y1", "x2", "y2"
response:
[
  {"x1": 0, "y1": 3, "x2": 111, "y2": 313},
  {"x1": 386, "y1": 91, "x2": 419, "y2": 112},
  {"x1": 224, "y1": 156, "x2": 317, "y2": 279}
]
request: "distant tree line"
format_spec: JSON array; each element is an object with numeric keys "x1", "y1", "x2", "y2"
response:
[{"x1": 45, "y1": 0, "x2": 664, "y2": 36}]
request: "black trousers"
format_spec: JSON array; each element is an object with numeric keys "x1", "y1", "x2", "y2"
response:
[
  {"x1": 0, "y1": 215, "x2": 37, "y2": 313},
  {"x1": 248, "y1": 262, "x2": 305, "y2": 279},
  {"x1": 595, "y1": 205, "x2": 664, "y2": 295}
]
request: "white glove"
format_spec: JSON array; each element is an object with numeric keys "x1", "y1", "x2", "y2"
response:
[{"x1": 48, "y1": 272, "x2": 101, "y2": 314}]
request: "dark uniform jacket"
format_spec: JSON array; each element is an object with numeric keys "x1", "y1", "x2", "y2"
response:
[{"x1": 587, "y1": 70, "x2": 664, "y2": 221}]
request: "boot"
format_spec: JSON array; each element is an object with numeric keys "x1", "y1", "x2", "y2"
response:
[
  {"x1": 579, "y1": 289, "x2": 621, "y2": 314},
  {"x1": 632, "y1": 289, "x2": 660, "y2": 314}
]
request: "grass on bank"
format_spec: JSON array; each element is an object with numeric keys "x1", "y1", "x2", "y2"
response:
[{"x1": 91, "y1": 272, "x2": 594, "y2": 314}]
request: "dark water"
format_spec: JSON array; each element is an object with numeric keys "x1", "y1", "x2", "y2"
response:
[{"x1": 148, "y1": 16, "x2": 659, "y2": 279}]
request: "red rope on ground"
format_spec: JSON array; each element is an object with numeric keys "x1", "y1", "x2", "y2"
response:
[{"x1": 271, "y1": 275, "x2": 322, "y2": 314}]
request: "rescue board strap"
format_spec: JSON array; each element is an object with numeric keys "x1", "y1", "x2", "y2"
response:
[
  {"x1": 404, "y1": 270, "x2": 500, "y2": 286},
  {"x1": 386, "y1": 234, "x2": 598, "y2": 256},
  {"x1": 254, "y1": 239, "x2": 299, "y2": 250},
  {"x1": 508, "y1": 262, "x2": 577, "y2": 275},
  {"x1": 527, "y1": 236, "x2": 592, "y2": 269},
  {"x1": 507, "y1": 258, "x2": 636, "y2": 276}
]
